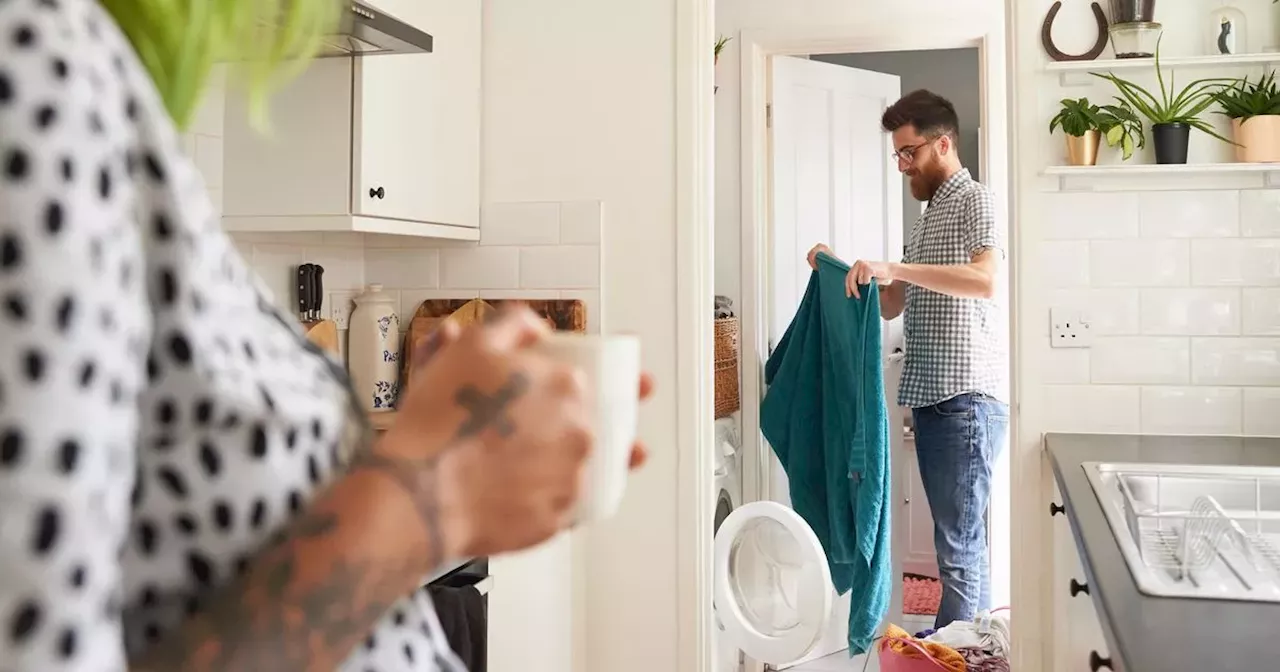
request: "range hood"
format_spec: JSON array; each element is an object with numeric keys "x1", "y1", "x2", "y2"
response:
[{"x1": 318, "y1": 2, "x2": 434, "y2": 56}]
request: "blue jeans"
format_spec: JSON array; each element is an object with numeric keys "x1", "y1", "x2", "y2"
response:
[{"x1": 911, "y1": 393, "x2": 1008, "y2": 629}]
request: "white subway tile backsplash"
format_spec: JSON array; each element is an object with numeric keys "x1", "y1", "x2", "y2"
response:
[
  {"x1": 250, "y1": 244, "x2": 304, "y2": 312},
  {"x1": 561, "y1": 290, "x2": 601, "y2": 334},
  {"x1": 1240, "y1": 190, "x2": 1280, "y2": 237},
  {"x1": 1090, "y1": 239, "x2": 1189, "y2": 287},
  {"x1": 481, "y1": 202, "x2": 561, "y2": 246},
  {"x1": 190, "y1": 68, "x2": 226, "y2": 137},
  {"x1": 520, "y1": 246, "x2": 600, "y2": 289},
  {"x1": 559, "y1": 201, "x2": 603, "y2": 245},
  {"x1": 479, "y1": 289, "x2": 561, "y2": 300},
  {"x1": 1043, "y1": 385, "x2": 1140, "y2": 433},
  {"x1": 1244, "y1": 388, "x2": 1280, "y2": 436},
  {"x1": 1091, "y1": 337, "x2": 1190, "y2": 384},
  {"x1": 1191, "y1": 239, "x2": 1280, "y2": 286},
  {"x1": 365, "y1": 248, "x2": 441, "y2": 288},
  {"x1": 1140, "y1": 289, "x2": 1240, "y2": 336},
  {"x1": 1192, "y1": 338, "x2": 1280, "y2": 386},
  {"x1": 398, "y1": 289, "x2": 478, "y2": 319},
  {"x1": 306, "y1": 246, "x2": 365, "y2": 291},
  {"x1": 1138, "y1": 190, "x2": 1239, "y2": 238},
  {"x1": 1041, "y1": 241, "x2": 1090, "y2": 288},
  {"x1": 1042, "y1": 192, "x2": 1138, "y2": 239},
  {"x1": 440, "y1": 246, "x2": 521, "y2": 289},
  {"x1": 1047, "y1": 289, "x2": 1140, "y2": 335},
  {"x1": 1244, "y1": 289, "x2": 1280, "y2": 336},
  {"x1": 1140, "y1": 387, "x2": 1242, "y2": 435},
  {"x1": 1040, "y1": 346, "x2": 1091, "y2": 384}
]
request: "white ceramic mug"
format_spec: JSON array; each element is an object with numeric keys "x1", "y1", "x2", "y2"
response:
[{"x1": 533, "y1": 333, "x2": 642, "y2": 523}]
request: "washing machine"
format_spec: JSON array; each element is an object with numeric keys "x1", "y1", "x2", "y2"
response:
[{"x1": 712, "y1": 418, "x2": 744, "y2": 672}]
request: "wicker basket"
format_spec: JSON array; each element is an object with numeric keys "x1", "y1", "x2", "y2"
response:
[{"x1": 714, "y1": 317, "x2": 740, "y2": 419}]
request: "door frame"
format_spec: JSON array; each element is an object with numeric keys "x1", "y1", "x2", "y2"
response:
[{"x1": 736, "y1": 24, "x2": 1021, "y2": 669}]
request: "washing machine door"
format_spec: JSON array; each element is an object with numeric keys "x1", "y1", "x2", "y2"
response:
[{"x1": 713, "y1": 500, "x2": 833, "y2": 666}]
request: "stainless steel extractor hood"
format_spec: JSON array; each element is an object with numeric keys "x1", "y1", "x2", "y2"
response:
[{"x1": 318, "y1": 2, "x2": 434, "y2": 56}]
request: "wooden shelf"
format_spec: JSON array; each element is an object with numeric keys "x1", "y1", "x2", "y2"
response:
[
  {"x1": 1042, "y1": 162, "x2": 1280, "y2": 191},
  {"x1": 1046, "y1": 52, "x2": 1280, "y2": 86},
  {"x1": 1044, "y1": 163, "x2": 1280, "y2": 176}
]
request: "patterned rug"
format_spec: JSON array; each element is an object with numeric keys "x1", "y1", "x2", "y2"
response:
[{"x1": 903, "y1": 574, "x2": 941, "y2": 615}]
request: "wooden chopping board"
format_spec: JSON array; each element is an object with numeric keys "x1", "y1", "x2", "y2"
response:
[{"x1": 401, "y1": 298, "x2": 587, "y2": 385}]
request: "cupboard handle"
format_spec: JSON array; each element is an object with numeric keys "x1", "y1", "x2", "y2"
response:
[
  {"x1": 369, "y1": 186, "x2": 386, "y2": 199},
  {"x1": 1050, "y1": 502, "x2": 1065, "y2": 517},
  {"x1": 1069, "y1": 579, "x2": 1090, "y2": 597},
  {"x1": 1089, "y1": 651, "x2": 1113, "y2": 671}
]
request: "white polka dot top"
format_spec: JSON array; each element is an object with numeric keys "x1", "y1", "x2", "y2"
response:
[{"x1": 0, "y1": 0, "x2": 465, "y2": 669}]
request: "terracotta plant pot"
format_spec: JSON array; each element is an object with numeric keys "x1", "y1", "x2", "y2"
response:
[
  {"x1": 1065, "y1": 130, "x2": 1102, "y2": 166},
  {"x1": 1231, "y1": 116, "x2": 1280, "y2": 163}
]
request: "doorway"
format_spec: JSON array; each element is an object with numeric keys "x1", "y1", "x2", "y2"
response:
[{"x1": 713, "y1": 31, "x2": 1012, "y2": 672}]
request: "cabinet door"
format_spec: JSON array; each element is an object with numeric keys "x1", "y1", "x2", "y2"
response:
[
  {"x1": 353, "y1": 0, "x2": 480, "y2": 228},
  {"x1": 902, "y1": 437, "x2": 938, "y2": 576},
  {"x1": 1051, "y1": 485, "x2": 1112, "y2": 672}
]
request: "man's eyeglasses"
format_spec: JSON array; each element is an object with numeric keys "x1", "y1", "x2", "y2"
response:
[{"x1": 891, "y1": 139, "x2": 934, "y2": 164}]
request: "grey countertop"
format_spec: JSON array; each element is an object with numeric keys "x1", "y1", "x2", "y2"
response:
[{"x1": 1045, "y1": 433, "x2": 1280, "y2": 672}]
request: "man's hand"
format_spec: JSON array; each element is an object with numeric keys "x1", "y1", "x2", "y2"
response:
[
  {"x1": 806, "y1": 243, "x2": 834, "y2": 270},
  {"x1": 846, "y1": 260, "x2": 895, "y2": 299}
]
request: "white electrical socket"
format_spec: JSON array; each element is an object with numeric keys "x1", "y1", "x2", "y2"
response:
[
  {"x1": 329, "y1": 291, "x2": 355, "y2": 329},
  {"x1": 1050, "y1": 308, "x2": 1093, "y2": 348}
]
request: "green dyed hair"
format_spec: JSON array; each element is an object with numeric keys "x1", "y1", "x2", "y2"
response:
[{"x1": 99, "y1": 0, "x2": 342, "y2": 130}]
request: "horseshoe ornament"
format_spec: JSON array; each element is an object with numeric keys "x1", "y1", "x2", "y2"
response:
[{"x1": 1042, "y1": 1, "x2": 1109, "y2": 62}]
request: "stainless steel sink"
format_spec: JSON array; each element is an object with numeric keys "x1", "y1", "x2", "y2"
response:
[{"x1": 1084, "y1": 462, "x2": 1280, "y2": 603}]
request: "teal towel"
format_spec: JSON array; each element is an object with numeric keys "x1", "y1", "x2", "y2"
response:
[{"x1": 759, "y1": 253, "x2": 892, "y2": 656}]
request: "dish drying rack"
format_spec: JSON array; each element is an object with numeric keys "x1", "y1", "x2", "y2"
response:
[{"x1": 1118, "y1": 471, "x2": 1280, "y2": 593}]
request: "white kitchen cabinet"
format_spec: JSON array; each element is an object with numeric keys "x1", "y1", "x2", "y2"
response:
[
  {"x1": 902, "y1": 434, "x2": 939, "y2": 576},
  {"x1": 1051, "y1": 484, "x2": 1113, "y2": 672},
  {"x1": 222, "y1": 0, "x2": 480, "y2": 240}
]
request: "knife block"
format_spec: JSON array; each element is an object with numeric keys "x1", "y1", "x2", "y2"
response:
[{"x1": 303, "y1": 319, "x2": 340, "y2": 356}]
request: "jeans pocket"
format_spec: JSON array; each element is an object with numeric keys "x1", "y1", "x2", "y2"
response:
[{"x1": 931, "y1": 394, "x2": 975, "y2": 418}]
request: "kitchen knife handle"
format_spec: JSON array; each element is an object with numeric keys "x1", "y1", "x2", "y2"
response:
[
  {"x1": 1050, "y1": 502, "x2": 1065, "y2": 517},
  {"x1": 1089, "y1": 651, "x2": 1112, "y2": 671},
  {"x1": 313, "y1": 266, "x2": 325, "y2": 321},
  {"x1": 297, "y1": 265, "x2": 311, "y2": 318},
  {"x1": 1069, "y1": 578, "x2": 1089, "y2": 597}
]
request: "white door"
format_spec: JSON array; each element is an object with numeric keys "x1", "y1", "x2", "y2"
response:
[{"x1": 759, "y1": 55, "x2": 906, "y2": 666}]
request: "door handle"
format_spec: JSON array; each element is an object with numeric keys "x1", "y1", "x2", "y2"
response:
[
  {"x1": 1069, "y1": 579, "x2": 1090, "y2": 597},
  {"x1": 1050, "y1": 502, "x2": 1065, "y2": 517},
  {"x1": 1089, "y1": 651, "x2": 1113, "y2": 671}
]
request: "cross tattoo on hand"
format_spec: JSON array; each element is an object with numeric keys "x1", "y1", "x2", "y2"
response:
[{"x1": 454, "y1": 372, "x2": 530, "y2": 439}]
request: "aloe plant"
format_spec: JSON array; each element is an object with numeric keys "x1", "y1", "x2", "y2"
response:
[
  {"x1": 1216, "y1": 71, "x2": 1280, "y2": 120},
  {"x1": 1091, "y1": 37, "x2": 1236, "y2": 145},
  {"x1": 1049, "y1": 97, "x2": 1145, "y2": 160}
]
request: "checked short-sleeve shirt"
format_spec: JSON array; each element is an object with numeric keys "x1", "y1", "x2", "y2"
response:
[{"x1": 898, "y1": 168, "x2": 1007, "y2": 408}]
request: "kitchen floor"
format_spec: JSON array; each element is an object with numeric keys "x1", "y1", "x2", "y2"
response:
[{"x1": 788, "y1": 614, "x2": 932, "y2": 671}]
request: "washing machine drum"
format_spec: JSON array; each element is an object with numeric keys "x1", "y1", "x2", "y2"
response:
[{"x1": 714, "y1": 489, "x2": 734, "y2": 536}]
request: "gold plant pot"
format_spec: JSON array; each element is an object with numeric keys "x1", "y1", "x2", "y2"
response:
[
  {"x1": 1065, "y1": 130, "x2": 1102, "y2": 166},
  {"x1": 1232, "y1": 116, "x2": 1280, "y2": 163}
]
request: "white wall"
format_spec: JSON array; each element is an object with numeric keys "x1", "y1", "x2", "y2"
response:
[
  {"x1": 715, "y1": 0, "x2": 1007, "y2": 303},
  {"x1": 1011, "y1": 0, "x2": 1280, "y2": 668},
  {"x1": 483, "y1": 2, "x2": 683, "y2": 670}
]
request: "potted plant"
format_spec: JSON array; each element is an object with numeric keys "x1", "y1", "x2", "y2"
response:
[
  {"x1": 1050, "y1": 97, "x2": 1145, "y2": 165},
  {"x1": 714, "y1": 35, "x2": 730, "y2": 94},
  {"x1": 1216, "y1": 71, "x2": 1280, "y2": 163},
  {"x1": 1092, "y1": 39, "x2": 1235, "y2": 164}
]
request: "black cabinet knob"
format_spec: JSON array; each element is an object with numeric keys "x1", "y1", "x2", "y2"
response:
[
  {"x1": 1050, "y1": 502, "x2": 1065, "y2": 517},
  {"x1": 1070, "y1": 578, "x2": 1090, "y2": 597},
  {"x1": 369, "y1": 186, "x2": 386, "y2": 199},
  {"x1": 1090, "y1": 651, "x2": 1113, "y2": 671}
]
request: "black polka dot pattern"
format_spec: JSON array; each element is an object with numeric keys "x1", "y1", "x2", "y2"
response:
[{"x1": 0, "y1": 1, "x2": 461, "y2": 670}]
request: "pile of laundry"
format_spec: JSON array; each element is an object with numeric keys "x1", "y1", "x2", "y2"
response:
[{"x1": 878, "y1": 609, "x2": 1011, "y2": 672}]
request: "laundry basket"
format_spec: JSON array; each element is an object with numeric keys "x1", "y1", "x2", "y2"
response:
[{"x1": 713, "y1": 317, "x2": 740, "y2": 419}]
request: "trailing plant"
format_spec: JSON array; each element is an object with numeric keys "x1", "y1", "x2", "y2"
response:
[
  {"x1": 1049, "y1": 97, "x2": 1145, "y2": 159},
  {"x1": 1215, "y1": 71, "x2": 1280, "y2": 120},
  {"x1": 1091, "y1": 37, "x2": 1236, "y2": 145}
]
